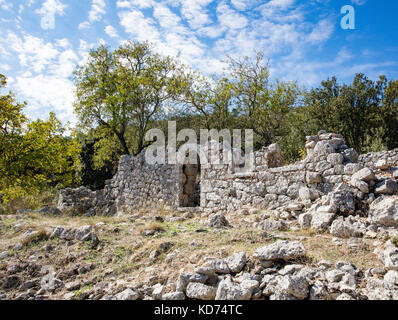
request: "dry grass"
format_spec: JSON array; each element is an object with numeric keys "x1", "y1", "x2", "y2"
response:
[
  {"x1": 297, "y1": 233, "x2": 382, "y2": 270},
  {"x1": 0, "y1": 191, "x2": 57, "y2": 215},
  {"x1": 21, "y1": 228, "x2": 49, "y2": 247},
  {"x1": 0, "y1": 207, "x2": 386, "y2": 299}
]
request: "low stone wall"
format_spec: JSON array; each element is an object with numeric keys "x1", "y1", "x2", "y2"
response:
[
  {"x1": 57, "y1": 131, "x2": 398, "y2": 216},
  {"x1": 200, "y1": 132, "x2": 363, "y2": 214},
  {"x1": 359, "y1": 149, "x2": 398, "y2": 170},
  {"x1": 105, "y1": 153, "x2": 179, "y2": 213}
]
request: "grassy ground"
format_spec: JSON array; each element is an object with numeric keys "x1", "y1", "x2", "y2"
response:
[{"x1": 0, "y1": 208, "x2": 382, "y2": 299}]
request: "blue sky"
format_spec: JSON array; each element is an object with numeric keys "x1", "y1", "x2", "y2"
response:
[{"x1": 0, "y1": 0, "x2": 397, "y2": 124}]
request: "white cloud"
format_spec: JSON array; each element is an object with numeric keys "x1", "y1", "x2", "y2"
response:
[
  {"x1": 88, "y1": 0, "x2": 106, "y2": 23},
  {"x1": 217, "y1": 2, "x2": 248, "y2": 30},
  {"x1": 0, "y1": 31, "x2": 80, "y2": 124},
  {"x1": 0, "y1": 0, "x2": 13, "y2": 11},
  {"x1": 116, "y1": 0, "x2": 154, "y2": 9},
  {"x1": 35, "y1": 0, "x2": 67, "y2": 30},
  {"x1": 78, "y1": 21, "x2": 90, "y2": 30},
  {"x1": 307, "y1": 19, "x2": 335, "y2": 44},
  {"x1": 119, "y1": 10, "x2": 161, "y2": 42},
  {"x1": 178, "y1": 0, "x2": 213, "y2": 29},
  {"x1": 104, "y1": 25, "x2": 119, "y2": 38},
  {"x1": 153, "y1": 4, "x2": 181, "y2": 29}
]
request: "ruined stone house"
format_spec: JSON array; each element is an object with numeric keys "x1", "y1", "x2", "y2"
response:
[{"x1": 57, "y1": 131, "x2": 398, "y2": 216}]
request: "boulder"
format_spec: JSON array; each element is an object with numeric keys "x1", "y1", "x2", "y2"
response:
[
  {"x1": 369, "y1": 196, "x2": 398, "y2": 227},
  {"x1": 327, "y1": 153, "x2": 344, "y2": 166},
  {"x1": 225, "y1": 252, "x2": 247, "y2": 273},
  {"x1": 351, "y1": 168, "x2": 375, "y2": 182},
  {"x1": 206, "y1": 214, "x2": 230, "y2": 228},
  {"x1": 278, "y1": 275, "x2": 309, "y2": 300},
  {"x1": 215, "y1": 277, "x2": 252, "y2": 300},
  {"x1": 343, "y1": 148, "x2": 359, "y2": 163},
  {"x1": 377, "y1": 242, "x2": 398, "y2": 270},
  {"x1": 311, "y1": 212, "x2": 335, "y2": 231},
  {"x1": 330, "y1": 217, "x2": 364, "y2": 239},
  {"x1": 186, "y1": 283, "x2": 217, "y2": 300},
  {"x1": 162, "y1": 292, "x2": 185, "y2": 300},
  {"x1": 375, "y1": 180, "x2": 398, "y2": 195},
  {"x1": 375, "y1": 159, "x2": 390, "y2": 170},
  {"x1": 115, "y1": 288, "x2": 140, "y2": 300},
  {"x1": 298, "y1": 213, "x2": 312, "y2": 229},
  {"x1": 253, "y1": 240, "x2": 306, "y2": 261},
  {"x1": 176, "y1": 272, "x2": 208, "y2": 292}
]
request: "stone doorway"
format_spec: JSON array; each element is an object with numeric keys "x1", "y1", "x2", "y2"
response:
[{"x1": 178, "y1": 163, "x2": 201, "y2": 207}]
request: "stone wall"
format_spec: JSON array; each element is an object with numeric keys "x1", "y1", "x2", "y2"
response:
[
  {"x1": 359, "y1": 149, "x2": 398, "y2": 170},
  {"x1": 57, "y1": 131, "x2": 398, "y2": 216},
  {"x1": 200, "y1": 132, "x2": 363, "y2": 214},
  {"x1": 107, "y1": 153, "x2": 179, "y2": 213}
]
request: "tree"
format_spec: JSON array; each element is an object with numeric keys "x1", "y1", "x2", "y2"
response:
[
  {"x1": 74, "y1": 41, "x2": 186, "y2": 157},
  {"x1": 0, "y1": 74, "x2": 79, "y2": 201},
  {"x1": 180, "y1": 52, "x2": 301, "y2": 148},
  {"x1": 305, "y1": 74, "x2": 385, "y2": 153},
  {"x1": 381, "y1": 78, "x2": 398, "y2": 149}
]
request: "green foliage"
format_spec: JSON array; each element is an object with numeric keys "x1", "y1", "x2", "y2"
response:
[
  {"x1": 304, "y1": 74, "x2": 397, "y2": 154},
  {"x1": 0, "y1": 74, "x2": 79, "y2": 202},
  {"x1": 74, "y1": 41, "x2": 187, "y2": 157},
  {"x1": 76, "y1": 131, "x2": 115, "y2": 190}
]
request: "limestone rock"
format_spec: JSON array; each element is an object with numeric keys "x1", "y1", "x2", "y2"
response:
[
  {"x1": 207, "y1": 214, "x2": 230, "y2": 228},
  {"x1": 253, "y1": 240, "x2": 306, "y2": 261},
  {"x1": 215, "y1": 277, "x2": 252, "y2": 300},
  {"x1": 279, "y1": 275, "x2": 309, "y2": 300},
  {"x1": 115, "y1": 288, "x2": 140, "y2": 300},
  {"x1": 225, "y1": 252, "x2": 247, "y2": 273},
  {"x1": 351, "y1": 168, "x2": 375, "y2": 182},
  {"x1": 162, "y1": 292, "x2": 185, "y2": 300},
  {"x1": 186, "y1": 283, "x2": 217, "y2": 300},
  {"x1": 311, "y1": 212, "x2": 335, "y2": 231},
  {"x1": 369, "y1": 196, "x2": 398, "y2": 227},
  {"x1": 375, "y1": 179, "x2": 398, "y2": 195}
]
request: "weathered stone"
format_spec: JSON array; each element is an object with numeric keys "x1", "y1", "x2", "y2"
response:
[
  {"x1": 176, "y1": 272, "x2": 208, "y2": 292},
  {"x1": 162, "y1": 291, "x2": 186, "y2": 300},
  {"x1": 350, "y1": 178, "x2": 369, "y2": 194},
  {"x1": 206, "y1": 214, "x2": 230, "y2": 228},
  {"x1": 311, "y1": 212, "x2": 335, "y2": 231},
  {"x1": 279, "y1": 275, "x2": 309, "y2": 299},
  {"x1": 313, "y1": 141, "x2": 335, "y2": 156},
  {"x1": 225, "y1": 252, "x2": 247, "y2": 273},
  {"x1": 375, "y1": 180, "x2": 398, "y2": 195},
  {"x1": 75, "y1": 225, "x2": 93, "y2": 241},
  {"x1": 2, "y1": 276, "x2": 20, "y2": 289},
  {"x1": 343, "y1": 148, "x2": 359, "y2": 163},
  {"x1": 352, "y1": 168, "x2": 376, "y2": 182},
  {"x1": 298, "y1": 213, "x2": 312, "y2": 229},
  {"x1": 50, "y1": 226, "x2": 64, "y2": 239},
  {"x1": 115, "y1": 288, "x2": 140, "y2": 300},
  {"x1": 377, "y1": 242, "x2": 398, "y2": 270},
  {"x1": 327, "y1": 153, "x2": 344, "y2": 166},
  {"x1": 299, "y1": 187, "x2": 320, "y2": 201},
  {"x1": 258, "y1": 219, "x2": 288, "y2": 232},
  {"x1": 306, "y1": 172, "x2": 322, "y2": 184},
  {"x1": 65, "y1": 281, "x2": 80, "y2": 291},
  {"x1": 186, "y1": 283, "x2": 217, "y2": 300},
  {"x1": 215, "y1": 277, "x2": 252, "y2": 300},
  {"x1": 253, "y1": 241, "x2": 306, "y2": 261},
  {"x1": 201, "y1": 259, "x2": 230, "y2": 274},
  {"x1": 330, "y1": 218, "x2": 363, "y2": 239},
  {"x1": 369, "y1": 197, "x2": 398, "y2": 227},
  {"x1": 375, "y1": 159, "x2": 390, "y2": 170}
]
